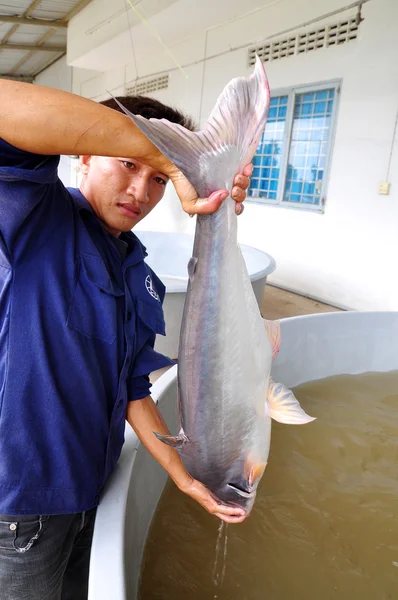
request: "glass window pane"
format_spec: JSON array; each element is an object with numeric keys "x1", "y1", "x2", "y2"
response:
[
  {"x1": 250, "y1": 178, "x2": 259, "y2": 189},
  {"x1": 286, "y1": 193, "x2": 301, "y2": 202},
  {"x1": 270, "y1": 180, "x2": 278, "y2": 191},
  {"x1": 262, "y1": 167, "x2": 271, "y2": 177},
  {"x1": 314, "y1": 101, "x2": 326, "y2": 114},
  {"x1": 301, "y1": 103, "x2": 313, "y2": 115},
  {"x1": 284, "y1": 88, "x2": 335, "y2": 205},
  {"x1": 248, "y1": 95, "x2": 288, "y2": 201},
  {"x1": 278, "y1": 106, "x2": 287, "y2": 118},
  {"x1": 252, "y1": 167, "x2": 260, "y2": 178}
]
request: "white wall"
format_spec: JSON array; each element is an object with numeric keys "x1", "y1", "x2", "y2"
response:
[
  {"x1": 34, "y1": 56, "x2": 75, "y2": 186},
  {"x1": 36, "y1": 0, "x2": 398, "y2": 311}
]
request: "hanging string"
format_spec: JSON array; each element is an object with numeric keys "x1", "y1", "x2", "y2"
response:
[
  {"x1": 125, "y1": 0, "x2": 139, "y2": 87},
  {"x1": 125, "y1": 0, "x2": 188, "y2": 78}
]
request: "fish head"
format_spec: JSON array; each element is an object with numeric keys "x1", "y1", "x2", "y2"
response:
[{"x1": 211, "y1": 459, "x2": 268, "y2": 515}]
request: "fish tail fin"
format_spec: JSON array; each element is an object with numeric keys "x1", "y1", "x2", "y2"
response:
[{"x1": 114, "y1": 55, "x2": 270, "y2": 197}]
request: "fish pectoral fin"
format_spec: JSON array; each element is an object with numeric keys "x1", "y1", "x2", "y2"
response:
[
  {"x1": 263, "y1": 319, "x2": 281, "y2": 360},
  {"x1": 249, "y1": 462, "x2": 267, "y2": 486},
  {"x1": 267, "y1": 378, "x2": 316, "y2": 424},
  {"x1": 153, "y1": 431, "x2": 188, "y2": 449},
  {"x1": 187, "y1": 257, "x2": 198, "y2": 281}
]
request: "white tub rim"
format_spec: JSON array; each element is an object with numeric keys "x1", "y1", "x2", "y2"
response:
[
  {"x1": 88, "y1": 310, "x2": 398, "y2": 600},
  {"x1": 135, "y1": 230, "x2": 276, "y2": 292}
]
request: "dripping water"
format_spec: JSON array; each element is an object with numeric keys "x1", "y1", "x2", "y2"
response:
[{"x1": 212, "y1": 521, "x2": 228, "y2": 596}]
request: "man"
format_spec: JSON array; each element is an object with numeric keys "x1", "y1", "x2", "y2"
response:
[{"x1": 0, "y1": 81, "x2": 251, "y2": 599}]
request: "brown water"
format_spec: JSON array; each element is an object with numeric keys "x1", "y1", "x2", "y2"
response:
[{"x1": 139, "y1": 372, "x2": 398, "y2": 600}]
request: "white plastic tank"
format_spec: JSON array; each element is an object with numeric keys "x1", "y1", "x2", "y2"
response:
[
  {"x1": 88, "y1": 311, "x2": 398, "y2": 600},
  {"x1": 135, "y1": 231, "x2": 276, "y2": 357}
]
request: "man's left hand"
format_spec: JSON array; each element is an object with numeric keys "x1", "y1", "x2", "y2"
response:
[{"x1": 231, "y1": 163, "x2": 252, "y2": 215}]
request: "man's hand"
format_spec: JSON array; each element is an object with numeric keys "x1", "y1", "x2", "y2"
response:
[
  {"x1": 179, "y1": 476, "x2": 247, "y2": 524},
  {"x1": 171, "y1": 164, "x2": 253, "y2": 216}
]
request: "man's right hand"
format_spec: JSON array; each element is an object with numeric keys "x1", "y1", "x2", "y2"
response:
[{"x1": 178, "y1": 476, "x2": 247, "y2": 524}]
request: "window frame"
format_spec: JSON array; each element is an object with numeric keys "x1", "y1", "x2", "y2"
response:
[{"x1": 248, "y1": 79, "x2": 341, "y2": 213}]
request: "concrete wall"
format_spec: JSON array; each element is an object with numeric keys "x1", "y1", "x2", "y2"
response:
[
  {"x1": 35, "y1": 0, "x2": 398, "y2": 311},
  {"x1": 34, "y1": 56, "x2": 74, "y2": 186}
]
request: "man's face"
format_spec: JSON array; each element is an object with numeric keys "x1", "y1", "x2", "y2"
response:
[{"x1": 79, "y1": 156, "x2": 169, "y2": 237}]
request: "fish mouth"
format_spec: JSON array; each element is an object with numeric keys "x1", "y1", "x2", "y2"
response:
[{"x1": 227, "y1": 483, "x2": 254, "y2": 499}]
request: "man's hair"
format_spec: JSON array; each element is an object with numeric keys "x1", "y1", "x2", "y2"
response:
[{"x1": 100, "y1": 95, "x2": 197, "y2": 132}]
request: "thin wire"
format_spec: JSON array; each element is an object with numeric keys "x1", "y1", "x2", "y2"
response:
[
  {"x1": 386, "y1": 107, "x2": 398, "y2": 181},
  {"x1": 125, "y1": 0, "x2": 188, "y2": 78},
  {"x1": 198, "y1": 29, "x2": 209, "y2": 124},
  {"x1": 91, "y1": 0, "x2": 373, "y2": 100},
  {"x1": 126, "y1": 0, "x2": 139, "y2": 84}
]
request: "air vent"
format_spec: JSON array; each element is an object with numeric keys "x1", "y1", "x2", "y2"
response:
[
  {"x1": 297, "y1": 27, "x2": 327, "y2": 54},
  {"x1": 248, "y1": 17, "x2": 359, "y2": 65},
  {"x1": 326, "y1": 18, "x2": 359, "y2": 46},
  {"x1": 126, "y1": 75, "x2": 169, "y2": 96}
]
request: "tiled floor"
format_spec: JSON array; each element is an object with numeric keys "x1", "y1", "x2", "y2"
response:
[
  {"x1": 150, "y1": 285, "x2": 341, "y2": 384},
  {"x1": 261, "y1": 284, "x2": 342, "y2": 319}
]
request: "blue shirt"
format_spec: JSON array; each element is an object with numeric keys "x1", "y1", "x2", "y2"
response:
[{"x1": 0, "y1": 139, "x2": 174, "y2": 515}]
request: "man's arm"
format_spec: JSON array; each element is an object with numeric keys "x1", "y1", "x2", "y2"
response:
[
  {"x1": 0, "y1": 80, "x2": 209, "y2": 213},
  {"x1": 126, "y1": 396, "x2": 247, "y2": 524},
  {"x1": 0, "y1": 79, "x2": 251, "y2": 215},
  {"x1": 0, "y1": 79, "x2": 169, "y2": 173}
]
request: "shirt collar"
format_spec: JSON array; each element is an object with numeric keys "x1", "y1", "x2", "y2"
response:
[
  {"x1": 67, "y1": 186, "x2": 94, "y2": 214},
  {"x1": 120, "y1": 230, "x2": 148, "y2": 265}
]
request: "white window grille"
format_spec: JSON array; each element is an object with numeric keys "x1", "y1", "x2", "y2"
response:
[
  {"x1": 248, "y1": 17, "x2": 359, "y2": 66},
  {"x1": 125, "y1": 75, "x2": 169, "y2": 96},
  {"x1": 248, "y1": 81, "x2": 340, "y2": 212}
]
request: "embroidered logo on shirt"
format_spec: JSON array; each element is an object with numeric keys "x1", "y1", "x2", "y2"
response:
[{"x1": 145, "y1": 275, "x2": 160, "y2": 302}]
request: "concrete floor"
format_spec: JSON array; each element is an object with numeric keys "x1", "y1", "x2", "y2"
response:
[{"x1": 150, "y1": 285, "x2": 341, "y2": 383}]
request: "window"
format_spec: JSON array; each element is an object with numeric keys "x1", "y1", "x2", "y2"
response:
[{"x1": 248, "y1": 82, "x2": 339, "y2": 211}]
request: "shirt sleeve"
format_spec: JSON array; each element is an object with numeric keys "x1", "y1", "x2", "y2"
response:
[
  {"x1": 127, "y1": 343, "x2": 176, "y2": 401},
  {"x1": 0, "y1": 138, "x2": 69, "y2": 265}
]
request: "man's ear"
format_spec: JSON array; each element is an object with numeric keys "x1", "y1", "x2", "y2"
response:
[{"x1": 79, "y1": 155, "x2": 92, "y2": 175}]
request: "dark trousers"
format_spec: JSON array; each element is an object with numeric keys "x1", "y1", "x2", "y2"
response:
[{"x1": 0, "y1": 508, "x2": 97, "y2": 600}]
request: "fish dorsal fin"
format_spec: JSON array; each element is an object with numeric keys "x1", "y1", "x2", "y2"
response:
[
  {"x1": 263, "y1": 319, "x2": 281, "y2": 360},
  {"x1": 154, "y1": 429, "x2": 188, "y2": 450},
  {"x1": 267, "y1": 378, "x2": 316, "y2": 424},
  {"x1": 113, "y1": 56, "x2": 270, "y2": 197}
]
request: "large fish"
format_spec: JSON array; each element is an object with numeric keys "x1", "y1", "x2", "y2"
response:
[{"x1": 118, "y1": 57, "x2": 315, "y2": 514}]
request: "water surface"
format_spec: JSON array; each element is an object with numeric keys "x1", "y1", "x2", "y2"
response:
[{"x1": 139, "y1": 372, "x2": 398, "y2": 599}]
